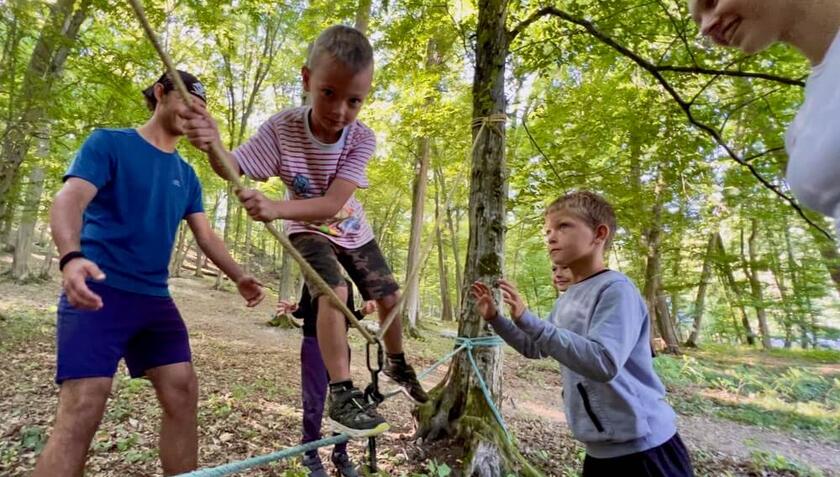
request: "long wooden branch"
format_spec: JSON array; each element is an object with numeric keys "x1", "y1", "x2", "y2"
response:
[{"x1": 508, "y1": 7, "x2": 830, "y2": 239}]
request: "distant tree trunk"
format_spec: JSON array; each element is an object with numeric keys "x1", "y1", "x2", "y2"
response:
[
  {"x1": 242, "y1": 217, "x2": 253, "y2": 274},
  {"x1": 715, "y1": 232, "x2": 756, "y2": 345},
  {"x1": 277, "y1": 245, "x2": 298, "y2": 300},
  {"x1": 435, "y1": 177, "x2": 453, "y2": 322},
  {"x1": 402, "y1": 38, "x2": 442, "y2": 335},
  {"x1": 12, "y1": 165, "x2": 45, "y2": 281},
  {"x1": 194, "y1": 243, "x2": 205, "y2": 278},
  {"x1": 686, "y1": 233, "x2": 716, "y2": 347},
  {"x1": 741, "y1": 220, "x2": 771, "y2": 349},
  {"x1": 437, "y1": 166, "x2": 463, "y2": 309},
  {"x1": 769, "y1": 235, "x2": 795, "y2": 349},
  {"x1": 170, "y1": 222, "x2": 189, "y2": 277},
  {"x1": 783, "y1": 225, "x2": 810, "y2": 348},
  {"x1": 641, "y1": 174, "x2": 679, "y2": 354},
  {"x1": 354, "y1": 0, "x2": 373, "y2": 33},
  {"x1": 0, "y1": 0, "x2": 90, "y2": 208},
  {"x1": 402, "y1": 135, "x2": 431, "y2": 335},
  {"x1": 0, "y1": 178, "x2": 20, "y2": 248},
  {"x1": 40, "y1": 240, "x2": 55, "y2": 278}
]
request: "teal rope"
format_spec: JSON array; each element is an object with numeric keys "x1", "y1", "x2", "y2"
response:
[
  {"x1": 392, "y1": 335, "x2": 509, "y2": 441},
  {"x1": 455, "y1": 336, "x2": 510, "y2": 441},
  {"x1": 175, "y1": 434, "x2": 350, "y2": 477}
]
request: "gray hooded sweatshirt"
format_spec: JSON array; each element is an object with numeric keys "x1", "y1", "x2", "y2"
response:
[{"x1": 488, "y1": 270, "x2": 677, "y2": 458}]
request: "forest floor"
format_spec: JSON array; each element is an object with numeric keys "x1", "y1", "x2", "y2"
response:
[{"x1": 1, "y1": 261, "x2": 838, "y2": 476}]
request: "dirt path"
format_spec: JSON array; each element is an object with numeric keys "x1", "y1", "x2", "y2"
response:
[{"x1": 1, "y1": 275, "x2": 836, "y2": 475}]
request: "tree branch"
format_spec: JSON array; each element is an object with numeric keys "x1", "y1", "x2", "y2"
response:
[
  {"x1": 509, "y1": 6, "x2": 830, "y2": 239},
  {"x1": 654, "y1": 65, "x2": 804, "y2": 87}
]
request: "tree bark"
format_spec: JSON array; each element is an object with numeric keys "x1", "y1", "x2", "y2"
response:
[
  {"x1": 416, "y1": 1, "x2": 538, "y2": 474},
  {"x1": 435, "y1": 177, "x2": 454, "y2": 322},
  {"x1": 686, "y1": 233, "x2": 715, "y2": 347},
  {"x1": 742, "y1": 219, "x2": 771, "y2": 349},
  {"x1": 354, "y1": 0, "x2": 373, "y2": 34},
  {"x1": 401, "y1": 136, "x2": 430, "y2": 333},
  {"x1": 715, "y1": 232, "x2": 755, "y2": 345},
  {"x1": 641, "y1": 174, "x2": 680, "y2": 354},
  {"x1": 12, "y1": 165, "x2": 45, "y2": 281}
]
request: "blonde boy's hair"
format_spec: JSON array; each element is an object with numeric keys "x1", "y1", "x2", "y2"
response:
[
  {"x1": 546, "y1": 191, "x2": 617, "y2": 250},
  {"x1": 307, "y1": 25, "x2": 374, "y2": 73}
]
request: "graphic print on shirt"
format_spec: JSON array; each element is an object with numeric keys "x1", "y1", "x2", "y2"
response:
[{"x1": 292, "y1": 173, "x2": 362, "y2": 237}]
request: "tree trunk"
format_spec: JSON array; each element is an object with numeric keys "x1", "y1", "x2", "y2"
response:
[
  {"x1": 435, "y1": 178, "x2": 454, "y2": 322},
  {"x1": 686, "y1": 233, "x2": 716, "y2": 347},
  {"x1": 194, "y1": 243, "x2": 205, "y2": 278},
  {"x1": 40, "y1": 240, "x2": 55, "y2": 278},
  {"x1": 12, "y1": 166, "x2": 45, "y2": 281},
  {"x1": 715, "y1": 232, "x2": 756, "y2": 345},
  {"x1": 0, "y1": 176, "x2": 20, "y2": 248},
  {"x1": 416, "y1": 2, "x2": 538, "y2": 474},
  {"x1": 437, "y1": 166, "x2": 463, "y2": 309},
  {"x1": 402, "y1": 136, "x2": 431, "y2": 334},
  {"x1": 783, "y1": 224, "x2": 810, "y2": 348},
  {"x1": 0, "y1": 0, "x2": 90, "y2": 208},
  {"x1": 641, "y1": 175, "x2": 679, "y2": 354},
  {"x1": 277, "y1": 245, "x2": 298, "y2": 300},
  {"x1": 354, "y1": 0, "x2": 373, "y2": 34},
  {"x1": 402, "y1": 38, "x2": 443, "y2": 334},
  {"x1": 170, "y1": 222, "x2": 189, "y2": 277},
  {"x1": 742, "y1": 219, "x2": 771, "y2": 349}
]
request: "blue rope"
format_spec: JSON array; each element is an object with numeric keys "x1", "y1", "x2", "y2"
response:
[
  {"x1": 402, "y1": 335, "x2": 509, "y2": 441},
  {"x1": 175, "y1": 434, "x2": 350, "y2": 477},
  {"x1": 455, "y1": 336, "x2": 510, "y2": 441}
]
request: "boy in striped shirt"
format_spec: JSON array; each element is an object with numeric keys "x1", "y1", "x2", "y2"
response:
[{"x1": 182, "y1": 25, "x2": 427, "y2": 437}]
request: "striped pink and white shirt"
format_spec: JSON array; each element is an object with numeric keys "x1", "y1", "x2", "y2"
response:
[{"x1": 233, "y1": 106, "x2": 376, "y2": 249}]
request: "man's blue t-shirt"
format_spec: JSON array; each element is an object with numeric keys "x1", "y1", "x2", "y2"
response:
[{"x1": 65, "y1": 128, "x2": 204, "y2": 296}]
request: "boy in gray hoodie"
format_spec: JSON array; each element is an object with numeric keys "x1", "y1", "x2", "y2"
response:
[{"x1": 471, "y1": 191, "x2": 693, "y2": 476}]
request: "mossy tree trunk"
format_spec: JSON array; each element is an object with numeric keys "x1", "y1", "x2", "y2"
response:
[{"x1": 415, "y1": 0, "x2": 541, "y2": 474}]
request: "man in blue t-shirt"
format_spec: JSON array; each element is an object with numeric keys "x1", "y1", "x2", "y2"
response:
[{"x1": 33, "y1": 71, "x2": 265, "y2": 477}]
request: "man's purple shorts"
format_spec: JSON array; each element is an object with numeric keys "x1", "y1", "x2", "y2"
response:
[{"x1": 55, "y1": 282, "x2": 192, "y2": 384}]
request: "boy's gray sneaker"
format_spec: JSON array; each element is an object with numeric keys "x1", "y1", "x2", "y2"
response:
[
  {"x1": 327, "y1": 387, "x2": 389, "y2": 437},
  {"x1": 383, "y1": 361, "x2": 429, "y2": 403}
]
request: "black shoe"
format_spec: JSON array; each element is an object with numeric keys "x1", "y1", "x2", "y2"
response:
[
  {"x1": 302, "y1": 452, "x2": 329, "y2": 477},
  {"x1": 331, "y1": 450, "x2": 360, "y2": 477},
  {"x1": 327, "y1": 387, "x2": 389, "y2": 437},
  {"x1": 383, "y1": 360, "x2": 429, "y2": 403}
]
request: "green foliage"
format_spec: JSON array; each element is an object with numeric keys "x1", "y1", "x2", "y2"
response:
[{"x1": 654, "y1": 349, "x2": 840, "y2": 441}]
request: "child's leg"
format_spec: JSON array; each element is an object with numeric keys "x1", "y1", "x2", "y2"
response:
[
  {"x1": 338, "y1": 240, "x2": 428, "y2": 403},
  {"x1": 290, "y1": 233, "x2": 388, "y2": 436},
  {"x1": 315, "y1": 287, "x2": 351, "y2": 383},
  {"x1": 375, "y1": 292, "x2": 403, "y2": 354},
  {"x1": 301, "y1": 336, "x2": 328, "y2": 445}
]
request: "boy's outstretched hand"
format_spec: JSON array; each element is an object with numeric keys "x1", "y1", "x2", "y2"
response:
[
  {"x1": 498, "y1": 279, "x2": 526, "y2": 320},
  {"x1": 471, "y1": 281, "x2": 499, "y2": 321}
]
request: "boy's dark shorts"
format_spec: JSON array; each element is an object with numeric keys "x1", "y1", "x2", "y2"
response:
[
  {"x1": 55, "y1": 282, "x2": 192, "y2": 384},
  {"x1": 290, "y1": 233, "x2": 399, "y2": 301}
]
